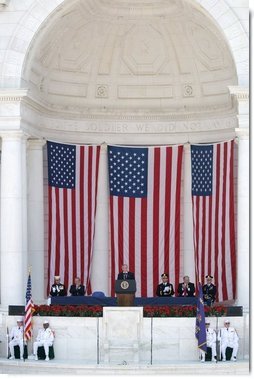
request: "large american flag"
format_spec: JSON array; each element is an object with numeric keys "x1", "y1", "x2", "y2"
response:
[
  {"x1": 47, "y1": 141, "x2": 101, "y2": 295},
  {"x1": 108, "y1": 145, "x2": 183, "y2": 297},
  {"x1": 24, "y1": 272, "x2": 33, "y2": 341},
  {"x1": 191, "y1": 140, "x2": 236, "y2": 301}
]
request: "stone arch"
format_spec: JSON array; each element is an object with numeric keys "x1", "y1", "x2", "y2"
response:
[{"x1": 0, "y1": 0, "x2": 248, "y2": 88}]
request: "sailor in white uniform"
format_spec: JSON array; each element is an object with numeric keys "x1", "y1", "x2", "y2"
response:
[
  {"x1": 219, "y1": 320, "x2": 239, "y2": 362},
  {"x1": 201, "y1": 321, "x2": 217, "y2": 362},
  {"x1": 33, "y1": 320, "x2": 54, "y2": 361},
  {"x1": 8, "y1": 318, "x2": 25, "y2": 359}
]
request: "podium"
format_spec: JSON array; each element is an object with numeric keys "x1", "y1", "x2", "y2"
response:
[{"x1": 115, "y1": 279, "x2": 136, "y2": 306}]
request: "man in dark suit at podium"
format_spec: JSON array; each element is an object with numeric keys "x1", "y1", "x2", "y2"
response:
[{"x1": 117, "y1": 264, "x2": 135, "y2": 280}]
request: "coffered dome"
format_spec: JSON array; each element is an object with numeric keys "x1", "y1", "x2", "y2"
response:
[{"x1": 23, "y1": 0, "x2": 237, "y2": 118}]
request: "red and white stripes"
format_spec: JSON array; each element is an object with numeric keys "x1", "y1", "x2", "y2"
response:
[
  {"x1": 109, "y1": 145, "x2": 183, "y2": 297},
  {"x1": 47, "y1": 145, "x2": 101, "y2": 295},
  {"x1": 192, "y1": 141, "x2": 236, "y2": 301}
]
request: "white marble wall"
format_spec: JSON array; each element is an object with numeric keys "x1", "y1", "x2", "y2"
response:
[{"x1": 0, "y1": 314, "x2": 249, "y2": 363}]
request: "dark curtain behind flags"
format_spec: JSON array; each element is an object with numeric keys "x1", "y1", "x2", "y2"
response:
[
  {"x1": 108, "y1": 145, "x2": 183, "y2": 297},
  {"x1": 191, "y1": 140, "x2": 236, "y2": 301},
  {"x1": 47, "y1": 142, "x2": 101, "y2": 295}
]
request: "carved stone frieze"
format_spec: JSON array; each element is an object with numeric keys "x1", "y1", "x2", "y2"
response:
[{"x1": 20, "y1": 99, "x2": 237, "y2": 139}]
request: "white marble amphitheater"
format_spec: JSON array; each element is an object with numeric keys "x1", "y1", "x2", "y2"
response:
[{"x1": 0, "y1": 0, "x2": 249, "y2": 375}]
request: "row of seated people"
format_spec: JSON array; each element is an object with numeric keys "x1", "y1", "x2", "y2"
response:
[
  {"x1": 8, "y1": 318, "x2": 239, "y2": 363},
  {"x1": 50, "y1": 264, "x2": 216, "y2": 306},
  {"x1": 8, "y1": 319, "x2": 54, "y2": 361}
]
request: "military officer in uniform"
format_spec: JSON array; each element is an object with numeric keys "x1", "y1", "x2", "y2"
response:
[
  {"x1": 69, "y1": 277, "x2": 86, "y2": 296},
  {"x1": 49, "y1": 276, "x2": 67, "y2": 297},
  {"x1": 203, "y1": 275, "x2": 217, "y2": 306},
  {"x1": 156, "y1": 273, "x2": 174, "y2": 297},
  {"x1": 177, "y1": 276, "x2": 195, "y2": 297},
  {"x1": 219, "y1": 320, "x2": 239, "y2": 362},
  {"x1": 200, "y1": 321, "x2": 217, "y2": 362},
  {"x1": 8, "y1": 318, "x2": 25, "y2": 360},
  {"x1": 33, "y1": 321, "x2": 54, "y2": 361}
]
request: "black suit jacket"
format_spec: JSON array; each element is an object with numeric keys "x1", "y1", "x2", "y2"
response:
[
  {"x1": 117, "y1": 272, "x2": 135, "y2": 280},
  {"x1": 69, "y1": 284, "x2": 86, "y2": 296},
  {"x1": 177, "y1": 282, "x2": 195, "y2": 297}
]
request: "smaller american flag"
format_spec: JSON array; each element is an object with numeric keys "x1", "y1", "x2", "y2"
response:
[{"x1": 24, "y1": 272, "x2": 33, "y2": 341}]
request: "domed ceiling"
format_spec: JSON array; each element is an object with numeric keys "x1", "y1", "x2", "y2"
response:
[{"x1": 23, "y1": 0, "x2": 238, "y2": 117}]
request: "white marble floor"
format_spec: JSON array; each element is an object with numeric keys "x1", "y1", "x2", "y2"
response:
[{"x1": 0, "y1": 359, "x2": 249, "y2": 375}]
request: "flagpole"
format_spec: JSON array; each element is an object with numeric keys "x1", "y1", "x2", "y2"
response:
[
  {"x1": 24, "y1": 266, "x2": 32, "y2": 362},
  {"x1": 6, "y1": 326, "x2": 9, "y2": 359},
  {"x1": 22, "y1": 319, "x2": 25, "y2": 362}
]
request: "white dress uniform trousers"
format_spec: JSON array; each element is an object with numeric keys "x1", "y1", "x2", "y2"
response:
[
  {"x1": 201, "y1": 327, "x2": 217, "y2": 361},
  {"x1": 9, "y1": 326, "x2": 24, "y2": 358},
  {"x1": 33, "y1": 327, "x2": 54, "y2": 358},
  {"x1": 219, "y1": 327, "x2": 239, "y2": 360}
]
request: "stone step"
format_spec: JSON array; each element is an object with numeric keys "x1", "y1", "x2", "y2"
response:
[{"x1": 0, "y1": 359, "x2": 249, "y2": 375}]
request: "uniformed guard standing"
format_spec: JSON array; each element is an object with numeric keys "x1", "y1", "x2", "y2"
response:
[
  {"x1": 50, "y1": 276, "x2": 67, "y2": 297},
  {"x1": 200, "y1": 321, "x2": 217, "y2": 362},
  {"x1": 156, "y1": 273, "x2": 174, "y2": 297},
  {"x1": 203, "y1": 275, "x2": 217, "y2": 306},
  {"x1": 219, "y1": 320, "x2": 239, "y2": 361}
]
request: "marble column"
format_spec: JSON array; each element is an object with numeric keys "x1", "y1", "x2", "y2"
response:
[
  {"x1": 27, "y1": 139, "x2": 45, "y2": 303},
  {"x1": 0, "y1": 131, "x2": 27, "y2": 306},
  {"x1": 21, "y1": 136, "x2": 28, "y2": 291},
  {"x1": 228, "y1": 86, "x2": 249, "y2": 311},
  {"x1": 90, "y1": 144, "x2": 109, "y2": 295},
  {"x1": 183, "y1": 145, "x2": 195, "y2": 282},
  {"x1": 236, "y1": 130, "x2": 249, "y2": 311}
]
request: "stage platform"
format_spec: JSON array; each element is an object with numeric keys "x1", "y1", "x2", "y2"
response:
[
  {"x1": 50, "y1": 296, "x2": 197, "y2": 306},
  {"x1": 0, "y1": 358, "x2": 249, "y2": 375}
]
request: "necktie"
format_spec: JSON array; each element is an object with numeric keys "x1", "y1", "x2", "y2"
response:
[
  {"x1": 207, "y1": 329, "x2": 208, "y2": 332},
  {"x1": 227, "y1": 328, "x2": 228, "y2": 331},
  {"x1": 183, "y1": 286, "x2": 187, "y2": 297}
]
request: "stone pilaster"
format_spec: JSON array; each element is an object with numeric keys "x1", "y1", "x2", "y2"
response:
[
  {"x1": 229, "y1": 86, "x2": 249, "y2": 311},
  {"x1": 0, "y1": 131, "x2": 27, "y2": 306},
  {"x1": 27, "y1": 139, "x2": 46, "y2": 303}
]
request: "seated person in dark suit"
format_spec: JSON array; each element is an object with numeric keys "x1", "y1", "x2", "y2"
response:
[
  {"x1": 177, "y1": 275, "x2": 195, "y2": 297},
  {"x1": 156, "y1": 273, "x2": 174, "y2": 297},
  {"x1": 117, "y1": 264, "x2": 135, "y2": 280},
  {"x1": 49, "y1": 276, "x2": 67, "y2": 297},
  {"x1": 203, "y1": 275, "x2": 217, "y2": 305},
  {"x1": 69, "y1": 277, "x2": 86, "y2": 296}
]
